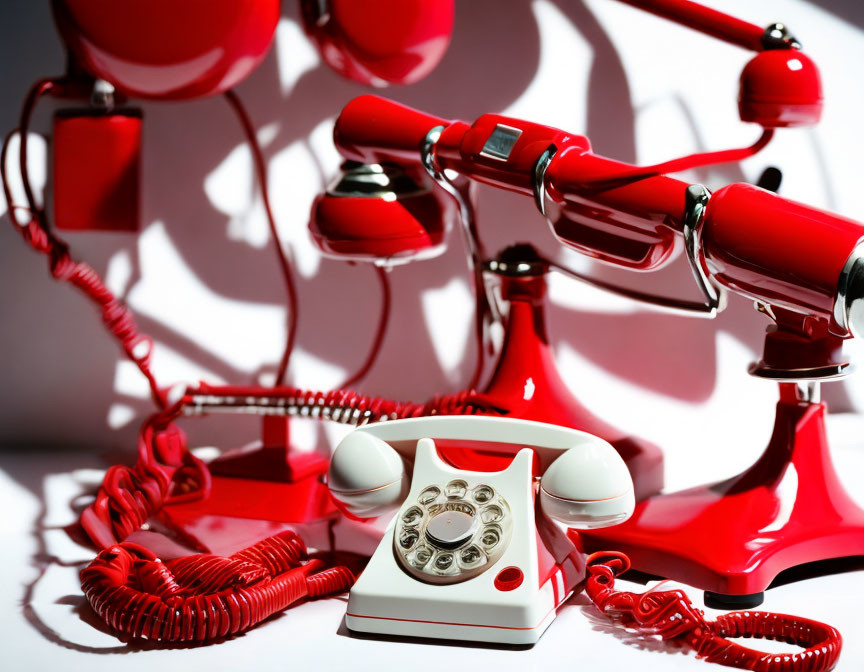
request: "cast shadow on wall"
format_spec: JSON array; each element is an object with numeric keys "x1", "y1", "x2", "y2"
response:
[{"x1": 0, "y1": 0, "x2": 857, "y2": 460}]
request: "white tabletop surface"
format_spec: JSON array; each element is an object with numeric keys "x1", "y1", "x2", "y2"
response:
[{"x1": 3, "y1": 414, "x2": 864, "y2": 672}]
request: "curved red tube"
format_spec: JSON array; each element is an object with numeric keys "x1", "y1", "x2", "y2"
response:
[
  {"x1": 613, "y1": 0, "x2": 765, "y2": 51},
  {"x1": 585, "y1": 553, "x2": 842, "y2": 672},
  {"x1": 81, "y1": 531, "x2": 355, "y2": 642}
]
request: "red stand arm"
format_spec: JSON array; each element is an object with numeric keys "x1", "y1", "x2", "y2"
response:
[{"x1": 614, "y1": 0, "x2": 765, "y2": 51}]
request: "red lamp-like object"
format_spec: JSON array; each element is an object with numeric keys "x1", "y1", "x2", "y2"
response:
[
  {"x1": 614, "y1": 1, "x2": 822, "y2": 128},
  {"x1": 738, "y1": 49, "x2": 823, "y2": 128},
  {"x1": 46, "y1": 0, "x2": 280, "y2": 232},
  {"x1": 310, "y1": 162, "x2": 451, "y2": 262},
  {"x1": 301, "y1": 0, "x2": 454, "y2": 87}
]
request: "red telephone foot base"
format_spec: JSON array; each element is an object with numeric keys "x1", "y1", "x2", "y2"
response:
[
  {"x1": 577, "y1": 394, "x2": 864, "y2": 598},
  {"x1": 704, "y1": 591, "x2": 764, "y2": 610},
  {"x1": 157, "y1": 451, "x2": 337, "y2": 553},
  {"x1": 207, "y1": 444, "x2": 329, "y2": 482}
]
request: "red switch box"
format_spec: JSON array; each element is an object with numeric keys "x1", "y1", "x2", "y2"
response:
[{"x1": 52, "y1": 108, "x2": 142, "y2": 231}]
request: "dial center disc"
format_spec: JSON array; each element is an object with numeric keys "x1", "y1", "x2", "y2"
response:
[{"x1": 426, "y1": 510, "x2": 476, "y2": 549}]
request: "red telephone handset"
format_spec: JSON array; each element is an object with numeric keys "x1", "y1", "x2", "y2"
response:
[{"x1": 333, "y1": 95, "x2": 864, "y2": 337}]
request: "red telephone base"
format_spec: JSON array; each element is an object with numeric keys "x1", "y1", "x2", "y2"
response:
[
  {"x1": 577, "y1": 387, "x2": 864, "y2": 603},
  {"x1": 207, "y1": 444, "x2": 329, "y2": 483},
  {"x1": 158, "y1": 445, "x2": 336, "y2": 553}
]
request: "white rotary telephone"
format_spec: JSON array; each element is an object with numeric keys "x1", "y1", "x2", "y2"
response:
[{"x1": 327, "y1": 416, "x2": 635, "y2": 645}]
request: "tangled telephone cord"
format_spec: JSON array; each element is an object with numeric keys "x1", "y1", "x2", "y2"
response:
[
  {"x1": 76, "y1": 385, "x2": 502, "y2": 641},
  {"x1": 585, "y1": 552, "x2": 842, "y2": 672},
  {"x1": 81, "y1": 529, "x2": 356, "y2": 642},
  {"x1": 81, "y1": 386, "x2": 502, "y2": 549}
]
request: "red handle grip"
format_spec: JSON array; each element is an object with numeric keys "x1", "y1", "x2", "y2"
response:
[{"x1": 334, "y1": 94, "x2": 450, "y2": 165}]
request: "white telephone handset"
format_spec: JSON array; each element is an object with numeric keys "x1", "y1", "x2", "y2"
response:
[{"x1": 328, "y1": 416, "x2": 634, "y2": 645}]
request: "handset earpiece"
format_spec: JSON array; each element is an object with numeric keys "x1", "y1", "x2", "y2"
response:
[
  {"x1": 540, "y1": 444, "x2": 634, "y2": 529},
  {"x1": 328, "y1": 431, "x2": 408, "y2": 517}
]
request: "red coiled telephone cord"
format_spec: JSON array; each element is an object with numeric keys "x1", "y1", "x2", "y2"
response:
[
  {"x1": 81, "y1": 530, "x2": 355, "y2": 642},
  {"x1": 75, "y1": 385, "x2": 500, "y2": 642},
  {"x1": 585, "y1": 552, "x2": 842, "y2": 672}
]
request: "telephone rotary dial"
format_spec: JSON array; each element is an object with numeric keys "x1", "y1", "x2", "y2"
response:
[{"x1": 395, "y1": 472, "x2": 513, "y2": 584}]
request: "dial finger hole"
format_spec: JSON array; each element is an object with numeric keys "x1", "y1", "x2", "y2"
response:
[
  {"x1": 411, "y1": 544, "x2": 432, "y2": 568},
  {"x1": 481, "y1": 526, "x2": 501, "y2": 549},
  {"x1": 399, "y1": 527, "x2": 420, "y2": 550},
  {"x1": 445, "y1": 479, "x2": 467, "y2": 498},
  {"x1": 473, "y1": 485, "x2": 494, "y2": 503},
  {"x1": 402, "y1": 506, "x2": 423, "y2": 526},
  {"x1": 419, "y1": 486, "x2": 441, "y2": 505},
  {"x1": 433, "y1": 553, "x2": 454, "y2": 571},
  {"x1": 459, "y1": 545, "x2": 484, "y2": 567},
  {"x1": 481, "y1": 505, "x2": 503, "y2": 523}
]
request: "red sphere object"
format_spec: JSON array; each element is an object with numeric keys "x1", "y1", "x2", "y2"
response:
[
  {"x1": 301, "y1": 0, "x2": 454, "y2": 86},
  {"x1": 51, "y1": 0, "x2": 280, "y2": 100},
  {"x1": 738, "y1": 50, "x2": 823, "y2": 128}
]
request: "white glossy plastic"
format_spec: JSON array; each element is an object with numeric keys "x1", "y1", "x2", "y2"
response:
[
  {"x1": 329, "y1": 415, "x2": 636, "y2": 644},
  {"x1": 327, "y1": 431, "x2": 408, "y2": 517},
  {"x1": 539, "y1": 445, "x2": 634, "y2": 527}
]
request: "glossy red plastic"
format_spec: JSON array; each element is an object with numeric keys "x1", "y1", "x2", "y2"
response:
[
  {"x1": 544, "y1": 149, "x2": 685, "y2": 270},
  {"x1": 333, "y1": 96, "x2": 686, "y2": 270},
  {"x1": 301, "y1": 0, "x2": 454, "y2": 86},
  {"x1": 755, "y1": 311, "x2": 850, "y2": 374},
  {"x1": 614, "y1": 0, "x2": 765, "y2": 51},
  {"x1": 335, "y1": 95, "x2": 449, "y2": 165},
  {"x1": 493, "y1": 566, "x2": 524, "y2": 591},
  {"x1": 309, "y1": 189, "x2": 449, "y2": 262},
  {"x1": 702, "y1": 184, "x2": 864, "y2": 323},
  {"x1": 52, "y1": 109, "x2": 141, "y2": 231},
  {"x1": 332, "y1": 96, "x2": 863, "y2": 285},
  {"x1": 51, "y1": 0, "x2": 279, "y2": 100},
  {"x1": 580, "y1": 383, "x2": 864, "y2": 597},
  {"x1": 480, "y1": 270, "x2": 664, "y2": 500},
  {"x1": 739, "y1": 50, "x2": 823, "y2": 127}
]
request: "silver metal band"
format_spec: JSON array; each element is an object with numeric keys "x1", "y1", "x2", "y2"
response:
[
  {"x1": 832, "y1": 241, "x2": 864, "y2": 338},
  {"x1": 421, "y1": 125, "x2": 502, "y2": 327},
  {"x1": 533, "y1": 145, "x2": 557, "y2": 216},
  {"x1": 682, "y1": 184, "x2": 724, "y2": 318}
]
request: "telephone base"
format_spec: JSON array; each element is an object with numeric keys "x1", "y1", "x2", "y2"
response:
[
  {"x1": 345, "y1": 609, "x2": 557, "y2": 646},
  {"x1": 157, "y1": 451, "x2": 337, "y2": 553},
  {"x1": 578, "y1": 394, "x2": 864, "y2": 599}
]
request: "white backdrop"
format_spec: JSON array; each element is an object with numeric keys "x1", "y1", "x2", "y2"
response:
[{"x1": 1, "y1": 0, "x2": 864, "y2": 491}]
